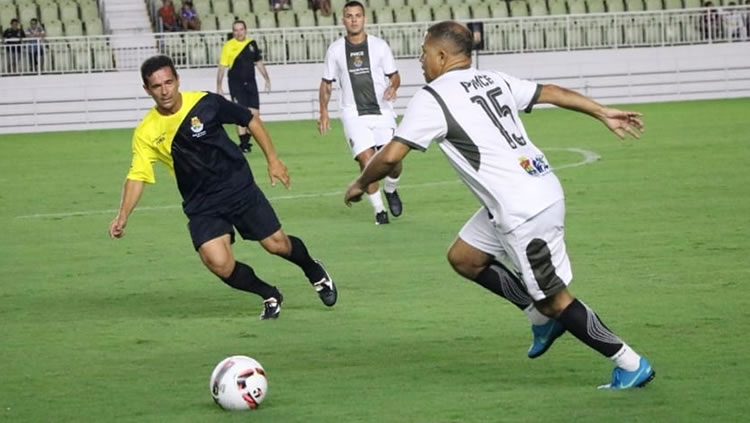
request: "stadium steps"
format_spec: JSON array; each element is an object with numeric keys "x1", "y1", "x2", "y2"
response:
[{"x1": 101, "y1": 0, "x2": 157, "y2": 70}]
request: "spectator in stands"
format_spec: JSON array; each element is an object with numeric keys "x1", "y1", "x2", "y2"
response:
[
  {"x1": 159, "y1": 0, "x2": 180, "y2": 32},
  {"x1": 699, "y1": 1, "x2": 723, "y2": 39},
  {"x1": 2, "y1": 18, "x2": 25, "y2": 73},
  {"x1": 311, "y1": 0, "x2": 332, "y2": 16},
  {"x1": 723, "y1": 2, "x2": 747, "y2": 39},
  {"x1": 25, "y1": 18, "x2": 44, "y2": 71},
  {"x1": 180, "y1": 1, "x2": 201, "y2": 31},
  {"x1": 271, "y1": 0, "x2": 291, "y2": 11}
]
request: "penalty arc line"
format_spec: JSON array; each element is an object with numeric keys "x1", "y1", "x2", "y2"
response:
[{"x1": 14, "y1": 147, "x2": 600, "y2": 220}]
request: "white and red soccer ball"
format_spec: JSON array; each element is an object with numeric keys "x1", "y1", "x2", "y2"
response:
[{"x1": 209, "y1": 355, "x2": 268, "y2": 410}]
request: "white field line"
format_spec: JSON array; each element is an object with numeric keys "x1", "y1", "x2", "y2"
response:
[{"x1": 14, "y1": 147, "x2": 599, "y2": 220}]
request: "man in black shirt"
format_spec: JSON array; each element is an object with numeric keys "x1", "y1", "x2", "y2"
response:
[
  {"x1": 2, "y1": 18, "x2": 25, "y2": 73},
  {"x1": 109, "y1": 55, "x2": 336, "y2": 320}
]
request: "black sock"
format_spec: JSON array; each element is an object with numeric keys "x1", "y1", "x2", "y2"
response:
[
  {"x1": 472, "y1": 262, "x2": 531, "y2": 310},
  {"x1": 239, "y1": 134, "x2": 251, "y2": 147},
  {"x1": 281, "y1": 235, "x2": 325, "y2": 283},
  {"x1": 220, "y1": 261, "x2": 280, "y2": 300},
  {"x1": 556, "y1": 298, "x2": 623, "y2": 358}
]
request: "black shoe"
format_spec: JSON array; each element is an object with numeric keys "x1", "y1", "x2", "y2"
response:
[
  {"x1": 384, "y1": 190, "x2": 402, "y2": 217},
  {"x1": 375, "y1": 210, "x2": 389, "y2": 225},
  {"x1": 240, "y1": 144, "x2": 252, "y2": 153},
  {"x1": 312, "y1": 259, "x2": 337, "y2": 307},
  {"x1": 259, "y1": 294, "x2": 282, "y2": 320}
]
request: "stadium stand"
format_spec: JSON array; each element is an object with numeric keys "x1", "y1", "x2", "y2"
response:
[{"x1": 2, "y1": 0, "x2": 749, "y2": 76}]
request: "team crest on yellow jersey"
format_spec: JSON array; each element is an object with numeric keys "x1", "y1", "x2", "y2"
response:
[{"x1": 190, "y1": 116, "x2": 204, "y2": 133}]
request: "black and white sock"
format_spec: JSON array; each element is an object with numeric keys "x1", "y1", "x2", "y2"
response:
[
  {"x1": 473, "y1": 262, "x2": 531, "y2": 310},
  {"x1": 557, "y1": 299, "x2": 640, "y2": 370},
  {"x1": 473, "y1": 262, "x2": 551, "y2": 326}
]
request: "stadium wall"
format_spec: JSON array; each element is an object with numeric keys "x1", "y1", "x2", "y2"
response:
[{"x1": 0, "y1": 42, "x2": 748, "y2": 134}]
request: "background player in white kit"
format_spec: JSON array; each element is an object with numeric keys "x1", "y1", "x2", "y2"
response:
[
  {"x1": 318, "y1": 0, "x2": 403, "y2": 225},
  {"x1": 345, "y1": 21, "x2": 655, "y2": 389}
]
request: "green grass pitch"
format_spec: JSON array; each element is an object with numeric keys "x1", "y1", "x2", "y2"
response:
[{"x1": 1, "y1": 98, "x2": 749, "y2": 422}]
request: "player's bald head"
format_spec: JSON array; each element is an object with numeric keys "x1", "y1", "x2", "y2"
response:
[{"x1": 425, "y1": 21, "x2": 473, "y2": 58}]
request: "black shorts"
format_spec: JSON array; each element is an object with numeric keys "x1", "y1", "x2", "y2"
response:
[
  {"x1": 187, "y1": 184, "x2": 281, "y2": 250},
  {"x1": 229, "y1": 81, "x2": 260, "y2": 110}
]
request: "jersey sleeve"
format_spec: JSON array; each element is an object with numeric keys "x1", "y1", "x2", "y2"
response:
[
  {"x1": 126, "y1": 130, "x2": 157, "y2": 184},
  {"x1": 322, "y1": 45, "x2": 336, "y2": 82},
  {"x1": 250, "y1": 40, "x2": 262, "y2": 61},
  {"x1": 382, "y1": 41, "x2": 398, "y2": 76},
  {"x1": 214, "y1": 93, "x2": 253, "y2": 126},
  {"x1": 496, "y1": 71, "x2": 542, "y2": 113},
  {"x1": 393, "y1": 89, "x2": 447, "y2": 152},
  {"x1": 219, "y1": 41, "x2": 231, "y2": 67}
]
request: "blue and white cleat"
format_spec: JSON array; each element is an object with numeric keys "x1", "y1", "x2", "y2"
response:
[
  {"x1": 598, "y1": 357, "x2": 655, "y2": 390},
  {"x1": 528, "y1": 319, "x2": 566, "y2": 359}
]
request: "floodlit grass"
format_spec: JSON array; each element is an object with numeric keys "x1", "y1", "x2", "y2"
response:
[{"x1": 1, "y1": 98, "x2": 749, "y2": 422}]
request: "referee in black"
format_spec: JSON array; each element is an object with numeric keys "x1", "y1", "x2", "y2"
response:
[{"x1": 217, "y1": 20, "x2": 271, "y2": 153}]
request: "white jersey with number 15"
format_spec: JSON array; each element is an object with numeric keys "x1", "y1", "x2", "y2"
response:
[{"x1": 393, "y1": 68, "x2": 565, "y2": 233}]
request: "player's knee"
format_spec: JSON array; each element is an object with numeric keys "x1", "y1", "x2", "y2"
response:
[
  {"x1": 202, "y1": 255, "x2": 234, "y2": 279},
  {"x1": 262, "y1": 233, "x2": 291, "y2": 256},
  {"x1": 446, "y1": 248, "x2": 474, "y2": 279}
]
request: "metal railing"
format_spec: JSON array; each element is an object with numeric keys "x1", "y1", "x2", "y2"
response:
[{"x1": 1, "y1": 6, "x2": 748, "y2": 76}]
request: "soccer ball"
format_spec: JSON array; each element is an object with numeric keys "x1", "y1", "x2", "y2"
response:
[{"x1": 209, "y1": 355, "x2": 268, "y2": 410}]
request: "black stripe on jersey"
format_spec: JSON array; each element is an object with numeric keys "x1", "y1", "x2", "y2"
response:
[
  {"x1": 525, "y1": 84, "x2": 543, "y2": 113},
  {"x1": 393, "y1": 136, "x2": 426, "y2": 152},
  {"x1": 423, "y1": 85, "x2": 481, "y2": 171},
  {"x1": 345, "y1": 38, "x2": 380, "y2": 116}
]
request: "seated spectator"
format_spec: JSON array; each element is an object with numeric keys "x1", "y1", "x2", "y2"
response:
[
  {"x1": 699, "y1": 1, "x2": 722, "y2": 39},
  {"x1": 2, "y1": 18, "x2": 25, "y2": 73},
  {"x1": 25, "y1": 18, "x2": 45, "y2": 70},
  {"x1": 272, "y1": 0, "x2": 291, "y2": 11},
  {"x1": 723, "y1": 2, "x2": 747, "y2": 39},
  {"x1": 180, "y1": 1, "x2": 201, "y2": 30},
  {"x1": 159, "y1": 0, "x2": 180, "y2": 32},
  {"x1": 311, "y1": 0, "x2": 331, "y2": 16}
]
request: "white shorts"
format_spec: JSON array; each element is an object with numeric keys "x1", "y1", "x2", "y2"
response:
[
  {"x1": 341, "y1": 113, "x2": 396, "y2": 158},
  {"x1": 458, "y1": 201, "x2": 572, "y2": 301}
]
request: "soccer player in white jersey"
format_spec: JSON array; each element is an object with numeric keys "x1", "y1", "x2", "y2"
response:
[
  {"x1": 318, "y1": 0, "x2": 403, "y2": 225},
  {"x1": 344, "y1": 22, "x2": 655, "y2": 389}
]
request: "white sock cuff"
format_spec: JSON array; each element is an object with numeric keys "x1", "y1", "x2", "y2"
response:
[
  {"x1": 367, "y1": 190, "x2": 385, "y2": 213},
  {"x1": 524, "y1": 305, "x2": 550, "y2": 326},
  {"x1": 611, "y1": 344, "x2": 641, "y2": 371},
  {"x1": 384, "y1": 176, "x2": 400, "y2": 193}
]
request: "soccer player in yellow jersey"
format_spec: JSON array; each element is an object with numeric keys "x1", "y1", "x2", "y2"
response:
[
  {"x1": 109, "y1": 55, "x2": 336, "y2": 320},
  {"x1": 217, "y1": 20, "x2": 271, "y2": 153}
]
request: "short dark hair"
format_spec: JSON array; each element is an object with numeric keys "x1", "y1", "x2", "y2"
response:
[
  {"x1": 141, "y1": 55, "x2": 178, "y2": 85},
  {"x1": 343, "y1": 1, "x2": 365, "y2": 12},
  {"x1": 426, "y1": 21, "x2": 473, "y2": 58},
  {"x1": 233, "y1": 19, "x2": 246, "y2": 29},
  {"x1": 10, "y1": 18, "x2": 19, "y2": 25},
  {"x1": 30, "y1": 18, "x2": 38, "y2": 23}
]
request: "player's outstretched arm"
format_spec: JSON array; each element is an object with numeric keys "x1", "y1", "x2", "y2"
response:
[
  {"x1": 537, "y1": 84, "x2": 644, "y2": 140},
  {"x1": 345, "y1": 141, "x2": 411, "y2": 206},
  {"x1": 109, "y1": 179, "x2": 145, "y2": 239},
  {"x1": 248, "y1": 115, "x2": 290, "y2": 189},
  {"x1": 318, "y1": 80, "x2": 333, "y2": 135}
]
